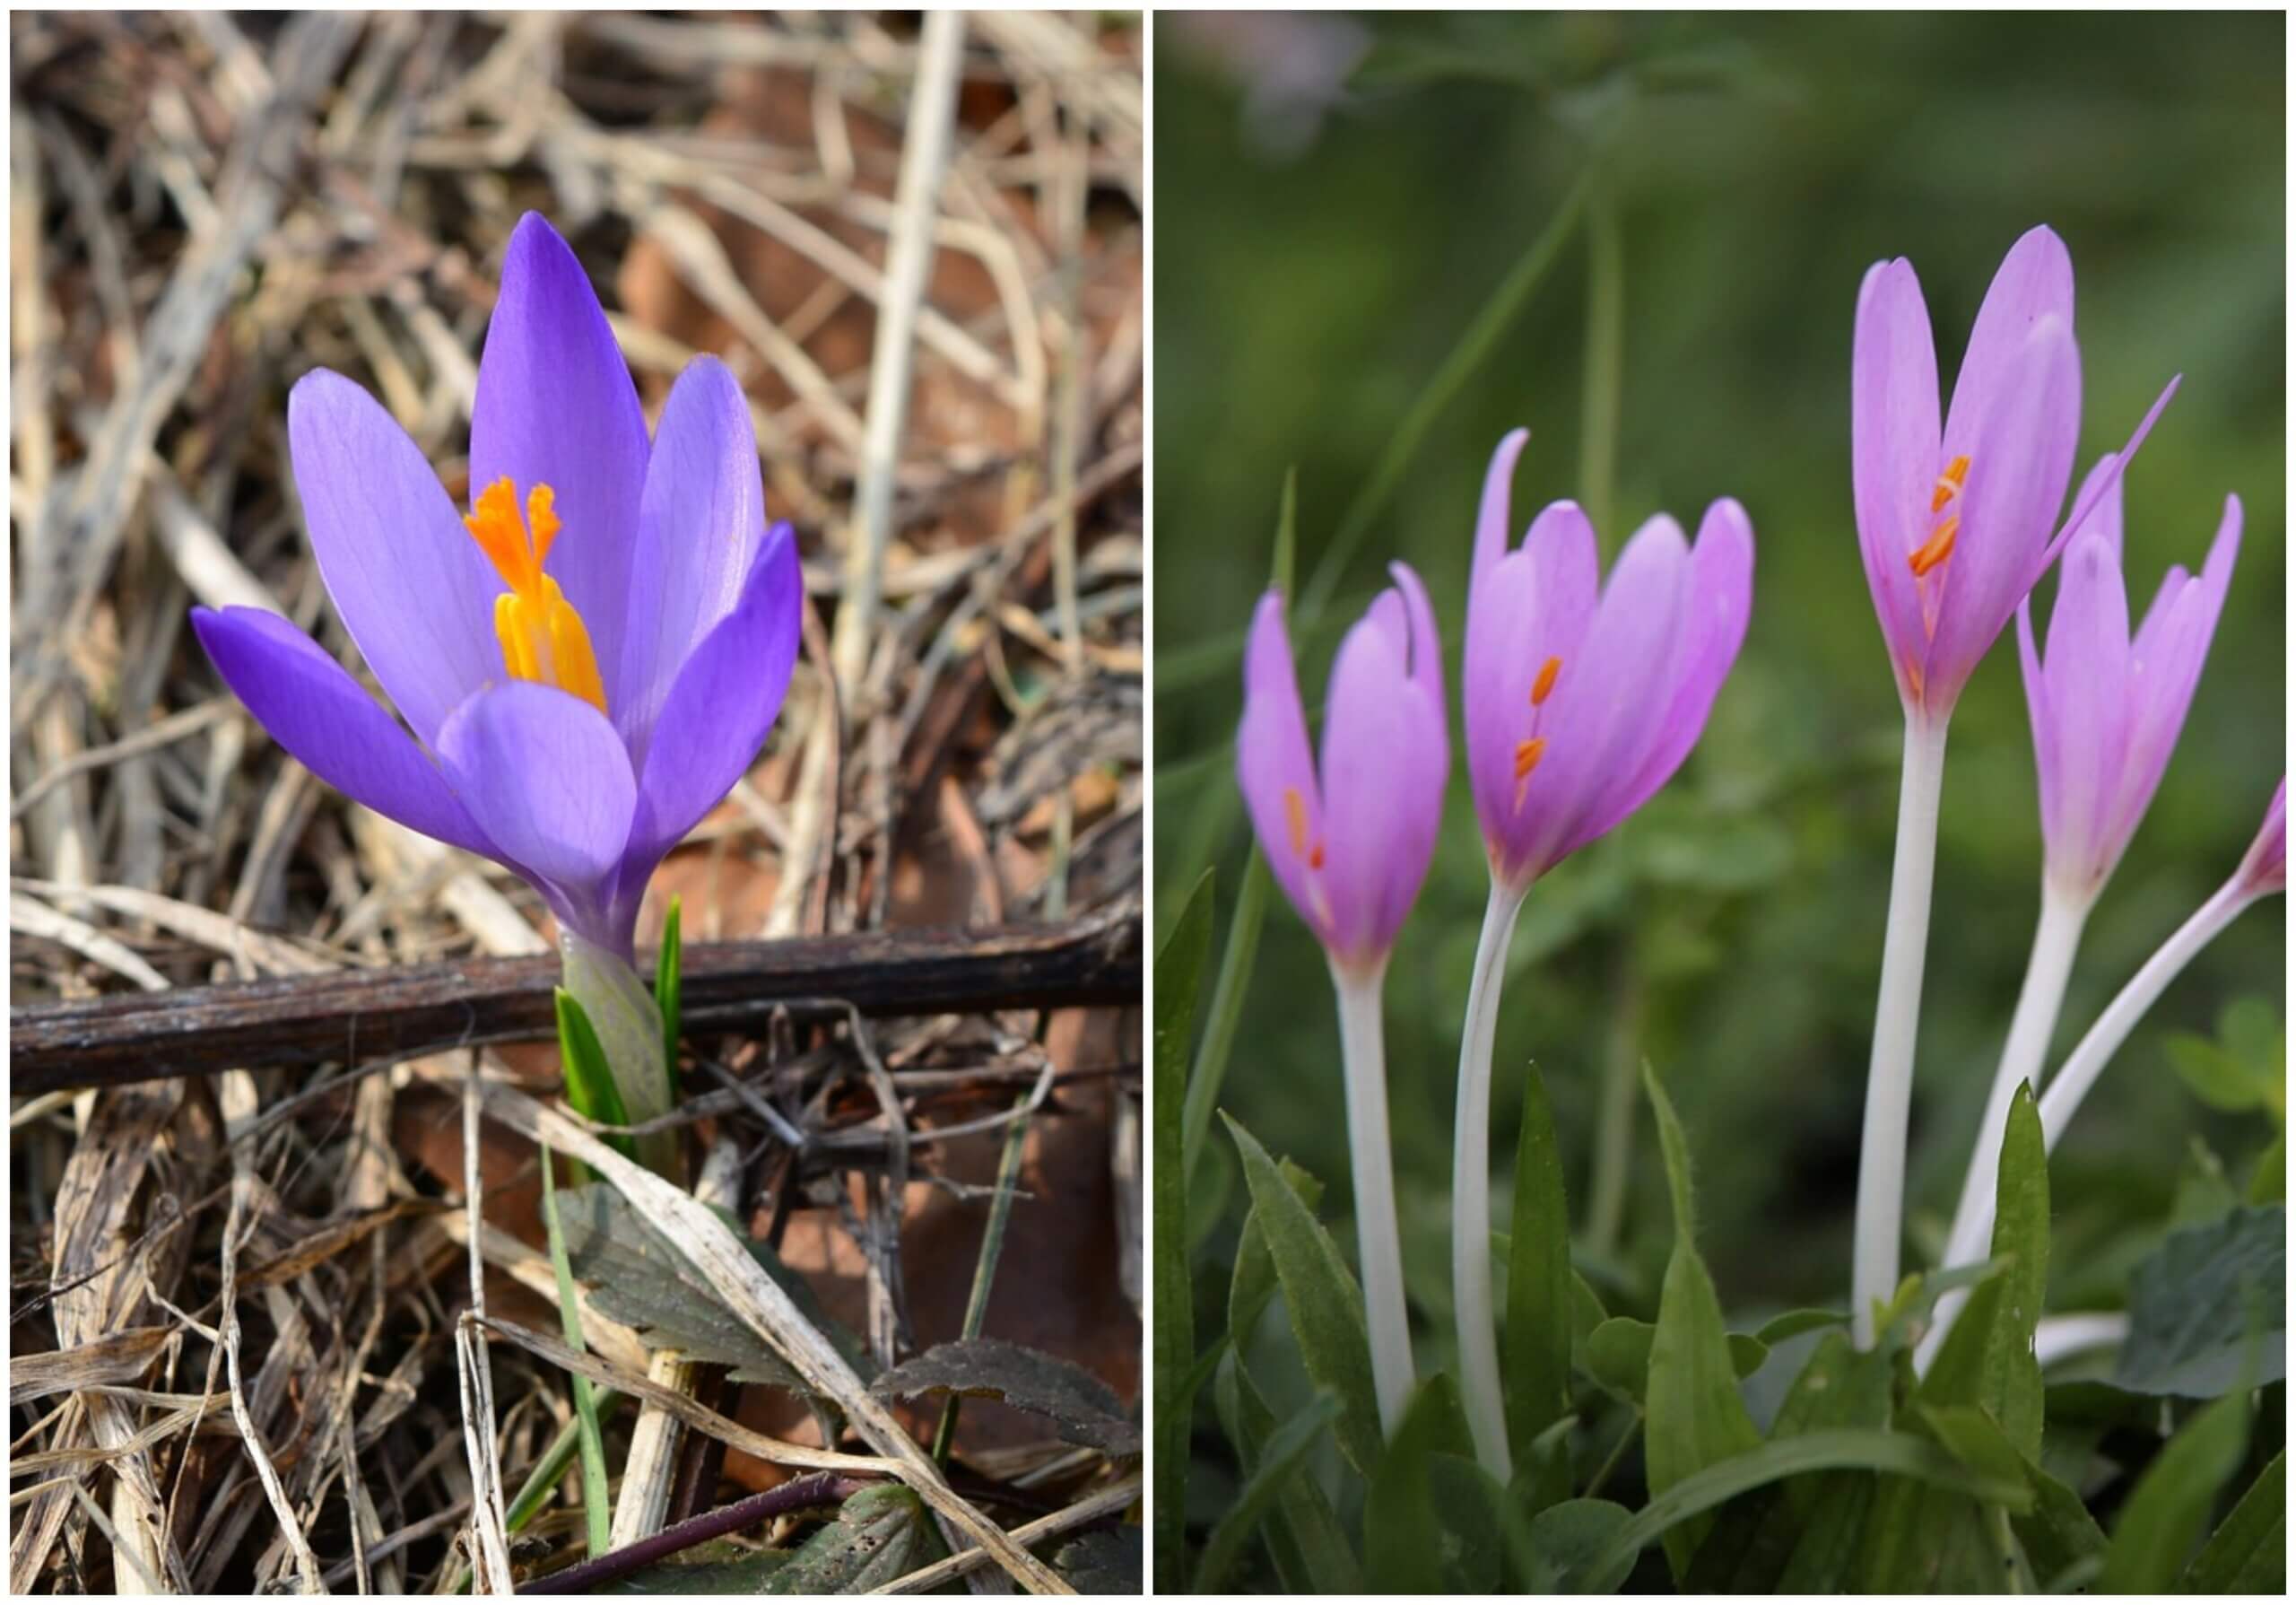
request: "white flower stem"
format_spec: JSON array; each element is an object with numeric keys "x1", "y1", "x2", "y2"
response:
[
  {"x1": 1919, "y1": 879, "x2": 2090, "y2": 1366},
  {"x1": 560, "y1": 929, "x2": 681, "y2": 1180},
  {"x1": 1851, "y1": 713, "x2": 1951, "y2": 1348},
  {"x1": 1332, "y1": 958, "x2": 1416, "y2": 1436},
  {"x1": 1922, "y1": 877, "x2": 2257, "y2": 1363},
  {"x1": 1452, "y1": 881, "x2": 1526, "y2": 1481}
]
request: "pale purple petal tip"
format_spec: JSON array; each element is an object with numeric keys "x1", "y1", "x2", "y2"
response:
[
  {"x1": 2238, "y1": 778, "x2": 2286, "y2": 897},
  {"x1": 1474, "y1": 427, "x2": 1532, "y2": 586}
]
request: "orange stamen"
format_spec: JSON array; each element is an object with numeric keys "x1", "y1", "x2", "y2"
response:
[
  {"x1": 464, "y1": 476, "x2": 606, "y2": 716},
  {"x1": 1530, "y1": 656, "x2": 1561, "y2": 707},
  {"x1": 1909, "y1": 515, "x2": 1959, "y2": 578},
  {"x1": 1931, "y1": 454, "x2": 1970, "y2": 514},
  {"x1": 1513, "y1": 737, "x2": 1548, "y2": 781},
  {"x1": 1283, "y1": 787, "x2": 1309, "y2": 861}
]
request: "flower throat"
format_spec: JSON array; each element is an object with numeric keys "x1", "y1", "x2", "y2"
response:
[{"x1": 463, "y1": 477, "x2": 606, "y2": 714}]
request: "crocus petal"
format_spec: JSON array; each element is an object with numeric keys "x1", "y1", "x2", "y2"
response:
[
  {"x1": 1236, "y1": 590, "x2": 1329, "y2": 945},
  {"x1": 2039, "y1": 530, "x2": 2130, "y2": 877},
  {"x1": 1850, "y1": 257, "x2": 1940, "y2": 694},
  {"x1": 1919, "y1": 316, "x2": 2081, "y2": 706},
  {"x1": 1614, "y1": 497, "x2": 1756, "y2": 812},
  {"x1": 471, "y1": 214, "x2": 651, "y2": 712},
  {"x1": 620, "y1": 526, "x2": 802, "y2": 879},
  {"x1": 1520, "y1": 500, "x2": 1602, "y2": 671},
  {"x1": 434, "y1": 681, "x2": 637, "y2": 897},
  {"x1": 617, "y1": 355, "x2": 767, "y2": 755},
  {"x1": 192, "y1": 606, "x2": 495, "y2": 860},
  {"x1": 2061, "y1": 453, "x2": 2124, "y2": 561},
  {"x1": 1941, "y1": 223, "x2": 2074, "y2": 453},
  {"x1": 1473, "y1": 427, "x2": 1532, "y2": 590},
  {"x1": 1319, "y1": 597, "x2": 1438, "y2": 961},
  {"x1": 2238, "y1": 778, "x2": 2286, "y2": 896},
  {"x1": 1531, "y1": 515, "x2": 1689, "y2": 868},
  {"x1": 1464, "y1": 548, "x2": 1539, "y2": 852},
  {"x1": 287, "y1": 369, "x2": 502, "y2": 742}
]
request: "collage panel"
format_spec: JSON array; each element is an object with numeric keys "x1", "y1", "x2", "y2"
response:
[
  {"x1": 1152, "y1": 8, "x2": 2286, "y2": 1598},
  {"x1": 8, "y1": 9, "x2": 1142, "y2": 1596}
]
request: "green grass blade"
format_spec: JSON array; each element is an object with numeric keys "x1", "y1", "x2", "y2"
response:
[
  {"x1": 1192, "y1": 1391, "x2": 1343, "y2": 1592},
  {"x1": 656, "y1": 894, "x2": 683, "y2": 1099},
  {"x1": 539, "y1": 1140, "x2": 613, "y2": 1564},
  {"x1": 555, "y1": 989, "x2": 634, "y2": 1161}
]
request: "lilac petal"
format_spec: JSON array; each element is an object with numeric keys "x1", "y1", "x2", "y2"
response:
[
  {"x1": 618, "y1": 356, "x2": 768, "y2": 755},
  {"x1": 1318, "y1": 604, "x2": 1438, "y2": 961},
  {"x1": 434, "y1": 681, "x2": 637, "y2": 895},
  {"x1": 2039, "y1": 530, "x2": 2131, "y2": 878},
  {"x1": 1532, "y1": 515, "x2": 1689, "y2": 868},
  {"x1": 2105, "y1": 494, "x2": 2240, "y2": 872},
  {"x1": 1942, "y1": 224, "x2": 2074, "y2": 451},
  {"x1": 1464, "y1": 548, "x2": 1539, "y2": 855},
  {"x1": 1387, "y1": 560, "x2": 1446, "y2": 708},
  {"x1": 472, "y1": 214, "x2": 651, "y2": 713},
  {"x1": 1614, "y1": 497, "x2": 1756, "y2": 812},
  {"x1": 2037, "y1": 376, "x2": 2181, "y2": 577},
  {"x1": 1236, "y1": 590, "x2": 1329, "y2": 945},
  {"x1": 192, "y1": 606, "x2": 495, "y2": 860},
  {"x1": 2062, "y1": 454, "x2": 2124, "y2": 560},
  {"x1": 1919, "y1": 317, "x2": 2081, "y2": 706},
  {"x1": 1474, "y1": 427, "x2": 1532, "y2": 589},
  {"x1": 2016, "y1": 599, "x2": 2056, "y2": 838},
  {"x1": 621, "y1": 526, "x2": 802, "y2": 878},
  {"x1": 2238, "y1": 778, "x2": 2286, "y2": 895},
  {"x1": 1521, "y1": 500, "x2": 1602, "y2": 670},
  {"x1": 1850, "y1": 257, "x2": 1940, "y2": 696},
  {"x1": 287, "y1": 370, "x2": 502, "y2": 742}
]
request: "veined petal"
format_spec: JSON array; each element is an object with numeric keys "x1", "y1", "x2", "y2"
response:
[
  {"x1": 1528, "y1": 513, "x2": 1689, "y2": 870},
  {"x1": 472, "y1": 214, "x2": 651, "y2": 714},
  {"x1": 287, "y1": 370, "x2": 501, "y2": 742},
  {"x1": 2039, "y1": 529, "x2": 2130, "y2": 882},
  {"x1": 1942, "y1": 224, "x2": 2074, "y2": 452},
  {"x1": 1850, "y1": 257, "x2": 1939, "y2": 698},
  {"x1": 619, "y1": 356, "x2": 769, "y2": 755},
  {"x1": 1464, "y1": 547, "x2": 1538, "y2": 859},
  {"x1": 1319, "y1": 603, "x2": 1438, "y2": 961},
  {"x1": 1919, "y1": 316, "x2": 2081, "y2": 708},
  {"x1": 1473, "y1": 427, "x2": 1532, "y2": 589},
  {"x1": 1521, "y1": 499, "x2": 1601, "y2": 668},
  {"x1": 1236, "y1": 590, "x2": 1329, "y2": 946},
  {"x1": 1613, "y1": 498, "x2": 1756, "y2": 815},
  {"x1": 620, "y1": 525, "x2": 802, "y2": 880},
  {"x1": 435, "y1": 681, "x2": 637, "y2": 897},
  {"x1": 192, "y1": 606, "x2": 495, "y2": 860}
]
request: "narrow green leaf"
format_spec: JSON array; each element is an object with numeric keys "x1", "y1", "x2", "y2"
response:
[
  {"x1": 1507, "y1": 1059, "x2": 1573, "y2": 1473},
  {"x1": 2100, "y1": 1388, "x2": 2253, "y2": 1592},
  {"x1": 555, "y1": 989, "x2": 634, "y2": 1159},
  {"x1": 1529, "y1": 1499, "x2": 1637, "y2": 1594},
  {"x1": 1564, "y1": 1429, "x2": 2031, "y2": 1592},
  {"x1": 1151, "y1": 868, "x2": 1214, "y2": 1591},
  {"x1": 1213, "y1": 1353, "x2": 1357, "y2": 1593},
  {"x1": 655, "y1": 894, "x2": 683, "y2": 1097},
  {"x1": 1751, "y1": 1308, "x2": 1847, "y2": 1348},
  {"x1": 2247, "y1": 1130, "x2": 2285, "y2": 1205},
  {"x1": 539, "y1": 1142, "x2": 612, "y2": 1564},
  {"x1": 1921, "y1": 1082, "x2": 2047, "y2": 1459},
  {"x1": 2010, "y1": 1452, "x2": 2107, "y2": 1592},
  {"x1": 2178, "y1": 1446, "x2": 2283, "y2": 1592},
  {"x1": 1223, "y1": 1114, "x2": 1385, "y2": 1477},
  {"x1": 1364, "y1": 1374, "x2": 1477, "y2": 1593},
  {"x1": 1193, "y1": 1391, "x2": 1342, "y2": 1593},
  {"x1": 1640, "y1": 1062, "x2": 1760, "y2": 1577}
]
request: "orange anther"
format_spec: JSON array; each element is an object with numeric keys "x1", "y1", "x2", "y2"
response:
[
  {"x1": 1530, "y1": 656, "x2": 1561, "y2": 707},
  {"x1": 1514, "y1": 737, "x2": 1548, "y2": 782},
  {"x1": 1932, "y1": 454, "x2": 1970, "y2": 514},
  {"x1": 1909, "y1": 515, "x2": 1960, "y2": 578}
]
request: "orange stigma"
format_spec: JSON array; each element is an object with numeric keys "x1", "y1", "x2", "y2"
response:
[
  {"x1": 1530, "y1": 656, "x2": 1561, "y2": 707},
  {"x1": 1931, "y1": 455, "x2": 1970, "y2": 514},
  {"x1": 1908, "y1": 515, "x2": 1959, "y2": 578},
  {"x1": 465, "y1": 478, "x2": 606, "y2": 714}
]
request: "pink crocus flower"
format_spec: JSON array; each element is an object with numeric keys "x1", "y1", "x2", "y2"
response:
[
  {"x1": 1234, "y1": 564, "x2": 1448, "y2": 1437},
  {"x1": 1463, "y1": 429, "x2": 1755, "y2": 890},
  {"x1": 2235, "y1": 776, "x2": 2286, "y2": 896},
  {"x1": 1852, "y1": 224, "x2": 2175, "y2": 722},
  {"x1": 1236, "y1": 565, "x2": 1448, "y2": 977},
  {"x1": 2019, "y1": 456, "x2": 2241, "y2": 900}
]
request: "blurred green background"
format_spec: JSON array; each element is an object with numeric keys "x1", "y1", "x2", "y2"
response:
[{"x1": 1154, "y1": 6, "x2": 2285, "y2": 1532}]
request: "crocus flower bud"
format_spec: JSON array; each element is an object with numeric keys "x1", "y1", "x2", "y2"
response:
[
  {"x1": 1236, "y1": 564, "x2": 1448, "y2": 978},
  {"x1": 2017, "y1": 456, "x2": 2240, "y2": 903},
  {"x1": 2237, "y1": 776, "x2": 2287, "y2": 897},
  {"x1": 1463, "y1": 430, "x2": 1753, "y2": 890},
  {"x1": 1852, "y1": 225, "x2": 2177, "y2": 721}
]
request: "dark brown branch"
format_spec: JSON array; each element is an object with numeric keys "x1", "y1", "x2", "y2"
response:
[
  {"x1": 515, "y1": 1471, "x2": 869, "y2": 1594},
  {"x1": 10, "y1": 905, "x2": 1140, "y2": 1094}
]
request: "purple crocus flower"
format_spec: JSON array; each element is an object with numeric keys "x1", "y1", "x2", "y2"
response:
[
  {"x1": 2237, "y1": 776, "x2": 2287, "y2": 896},
  {"x1": 2017, "y1": 456, "x2": 2241, "y2": 900},
  {"x1": 1463, "y1": 429, "x2": 1754, "y2": 890},
  {"x1": 193, "y1": 214, "x2": 801, "y2": 965},
  {"x1": 1852, "y1": 225, "x2": 2175, "y2": 721},
  {"x1": 1236, "y1": 564, "x2": 1448, "y2": 978}
]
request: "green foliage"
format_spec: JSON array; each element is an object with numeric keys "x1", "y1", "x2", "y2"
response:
[
  {"x1": 1212, "y1": 1356, "x2": 1356, "y2": 1592},
  {"x1": 1505, "y1": 1060, "x2": 1574, "y2": 1477},
  {"x1": 1195, "y1": 1386, "x2": 1344, "y2": 1592},
  {"x1": 2178, "y1": 1447, "x2": 2284, "y2": 1592},
  {"x1": 554, "y1": 988, "x2": 633, "y2": 1160},
  {"x1": 1364, "y1": 1374, "x2": 1494, "y2": 1592},
  {"x1": 2101, "y1": 1389, "x2": 2254, "y2": 1592},
  {"x1": 1920, "y1": 1083, "x2": 2048, "y2": 1459},
  {"x1": 2117, "y1": 1204, "x2": 2286, "y2": 1396},
  {"x1": 2166, "y1": 995, "x2": 2284, "y2": 1122},
  {"x1": 1223, "y1": 1115, "x2": 1385, "y2": 1477},
  {"x1": 655, "y1": 894, "x2": 683, "y2": 1097},
  {"x1": 537, "y1": 1143, "x2": 611, "y2": 1566},
  {"x1": 1152, "y1": 868, "x2": 1213, "y2": 1588}
]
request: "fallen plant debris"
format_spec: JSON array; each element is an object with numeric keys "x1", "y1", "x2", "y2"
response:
[{"x1": 10, "y1": 9, "x2": 1142, "y2": 1594}]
